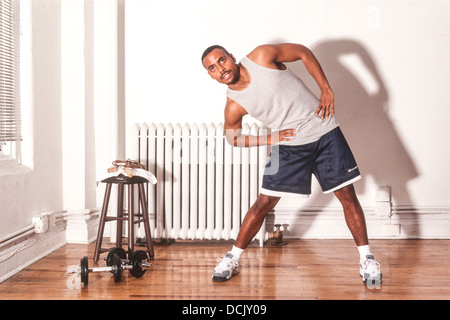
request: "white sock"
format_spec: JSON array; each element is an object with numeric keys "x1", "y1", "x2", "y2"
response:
[
  {"x1": 357, "y1": 245, "x2": 372, "y2": 263},
  {"x1": 230, "y1": 246, "x2": 244, "y2": 260}
]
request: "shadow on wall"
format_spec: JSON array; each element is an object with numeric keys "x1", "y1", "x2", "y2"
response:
[{"x1": 284, "y1": 38, "x2": 420, "y2": 238}]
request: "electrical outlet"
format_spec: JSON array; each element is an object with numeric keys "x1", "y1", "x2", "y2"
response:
[{"x1": 32, "y1": 215, "x2": 49, "y2": 233}]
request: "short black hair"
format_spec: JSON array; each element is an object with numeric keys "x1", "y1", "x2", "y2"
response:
[{"x1": 201, "y1": 45, "x2": 230, "y2": 63}]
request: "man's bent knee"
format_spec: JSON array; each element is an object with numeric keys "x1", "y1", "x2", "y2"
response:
[
  {"x1": 334, "y1": 184, "x2": 357, "y2": 201},
  {"x1": 253, "y1": 194, "x2": 280, "y2": 212}
]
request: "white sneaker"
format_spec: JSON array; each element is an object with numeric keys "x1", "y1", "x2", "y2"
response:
[
  {"x1": 360, "y1": 254, "x2": 382, "y2": 285},
  {"x1": 212, "y1": 252, "x2": 240, "y2": 282}
]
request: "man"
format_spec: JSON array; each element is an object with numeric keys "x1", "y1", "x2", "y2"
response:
[{"x1": 201, "y1": 43, "x2": 382, "y2": 285}]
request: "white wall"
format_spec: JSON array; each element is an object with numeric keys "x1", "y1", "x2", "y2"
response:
[
  {"x1": 0, "y1": 0, "x2": 120, "y2": 241},
  {"x1": 124, "y1": 0, "x2": 450, "y2": 215},
  {"x1": 0, "y1": 0, "x2": 63, "y2": 239},
  {"x1": 1, "y1": 0, "x2": 449, "y2": 243}
]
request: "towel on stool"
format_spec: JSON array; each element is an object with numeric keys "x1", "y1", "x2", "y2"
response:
[{"x1": 98, "y1": 160, "x2": 157, "y2": 184}]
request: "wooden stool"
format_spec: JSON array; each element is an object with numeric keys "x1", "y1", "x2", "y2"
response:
[{"x1": 93, "y1": 175, "x2": 154, "y2": 263}]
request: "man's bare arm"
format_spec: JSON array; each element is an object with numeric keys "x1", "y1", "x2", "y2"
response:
[
  {"x1": 249, "y1": 43, "x2": 335, "y2": 120},
  {"x1": 224, "y1": 98, "x2": 296, "y2": 147}
]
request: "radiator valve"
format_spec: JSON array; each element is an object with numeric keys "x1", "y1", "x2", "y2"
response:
[{"x1": 268, "y1": 224, "x2": 286, "y2": 246}]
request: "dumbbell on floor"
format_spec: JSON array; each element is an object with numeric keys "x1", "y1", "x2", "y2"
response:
[
  {"x1": 67, "y1": 247, "x2": 152, "y2": 287},
  {"x1": 105, "y1": 247, "x2": 151, "y2": 279}
]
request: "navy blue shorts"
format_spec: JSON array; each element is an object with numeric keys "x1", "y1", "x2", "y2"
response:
[{"x1": 261, "y1": 127, "x2": 361, "y2": 198}]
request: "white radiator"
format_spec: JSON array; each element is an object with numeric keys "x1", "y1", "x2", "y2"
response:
[{"x1": 129, "y1": 122, "x2": 270, "y2": 246}]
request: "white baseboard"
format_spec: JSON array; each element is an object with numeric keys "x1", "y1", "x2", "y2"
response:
[
  {"x1": 266, "y1": 205, "x2": 450, "y2": 239},
  {"x1": 65, "y1": 214, "x2": 99, "y2": 244},
  {"x1": 0, "y1": 210, "x2": 100, "y2": 284},
  {"x1": 0, "y1": 221, "x2": 66, "y2": 283}
]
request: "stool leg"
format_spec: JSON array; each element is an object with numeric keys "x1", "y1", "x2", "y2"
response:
[
  {"x1": 94, "y1": 183, "x2": 112, "y2": 263},
  {"x1": 139, "y1": 183, "x2": 155, "y2": 259},
  {"x1": 128, "y1": 184, "x2": 135, "y2": 256},
  {"x1": 116, "y1": 183, "x2": 124, "y2": 247}
]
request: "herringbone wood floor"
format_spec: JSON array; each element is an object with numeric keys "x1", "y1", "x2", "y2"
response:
[{"x1": 0, "y1": 239, "x2": 449, "y2": 300}]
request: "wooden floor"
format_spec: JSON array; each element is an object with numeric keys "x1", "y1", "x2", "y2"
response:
[{"x1": 0, "y1": 239, "x2": 449, "y2": 300}]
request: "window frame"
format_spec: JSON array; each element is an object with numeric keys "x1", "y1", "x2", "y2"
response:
[{"x1": 0, "y1": 0, "x2": 21, "y2": 159}]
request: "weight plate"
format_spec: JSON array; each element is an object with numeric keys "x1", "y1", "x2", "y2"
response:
[
  {"x1": 112, "y1": 253, "x2": 122, "y2": 283},
  {"x1": 80, "y1": 256, "x2": 89, "y2": 286},
  {"x1": 106, "y1": 247, "x2": 127, "y2": 267},
  {"x1": 129, "y1": 250, "x2": 148, "y2": 278}
]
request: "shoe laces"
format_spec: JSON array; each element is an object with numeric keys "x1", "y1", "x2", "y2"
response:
[
  {"x1": 362, "y1": 257, "x2": 381, "y2": 273},
  {"x1": 216, "y1": 255, "x2": 239, "y2": 271}
]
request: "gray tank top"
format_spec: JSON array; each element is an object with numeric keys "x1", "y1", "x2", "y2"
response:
[{"x1": 226, "y1": 56, "x2": 338, "y2": 146}]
